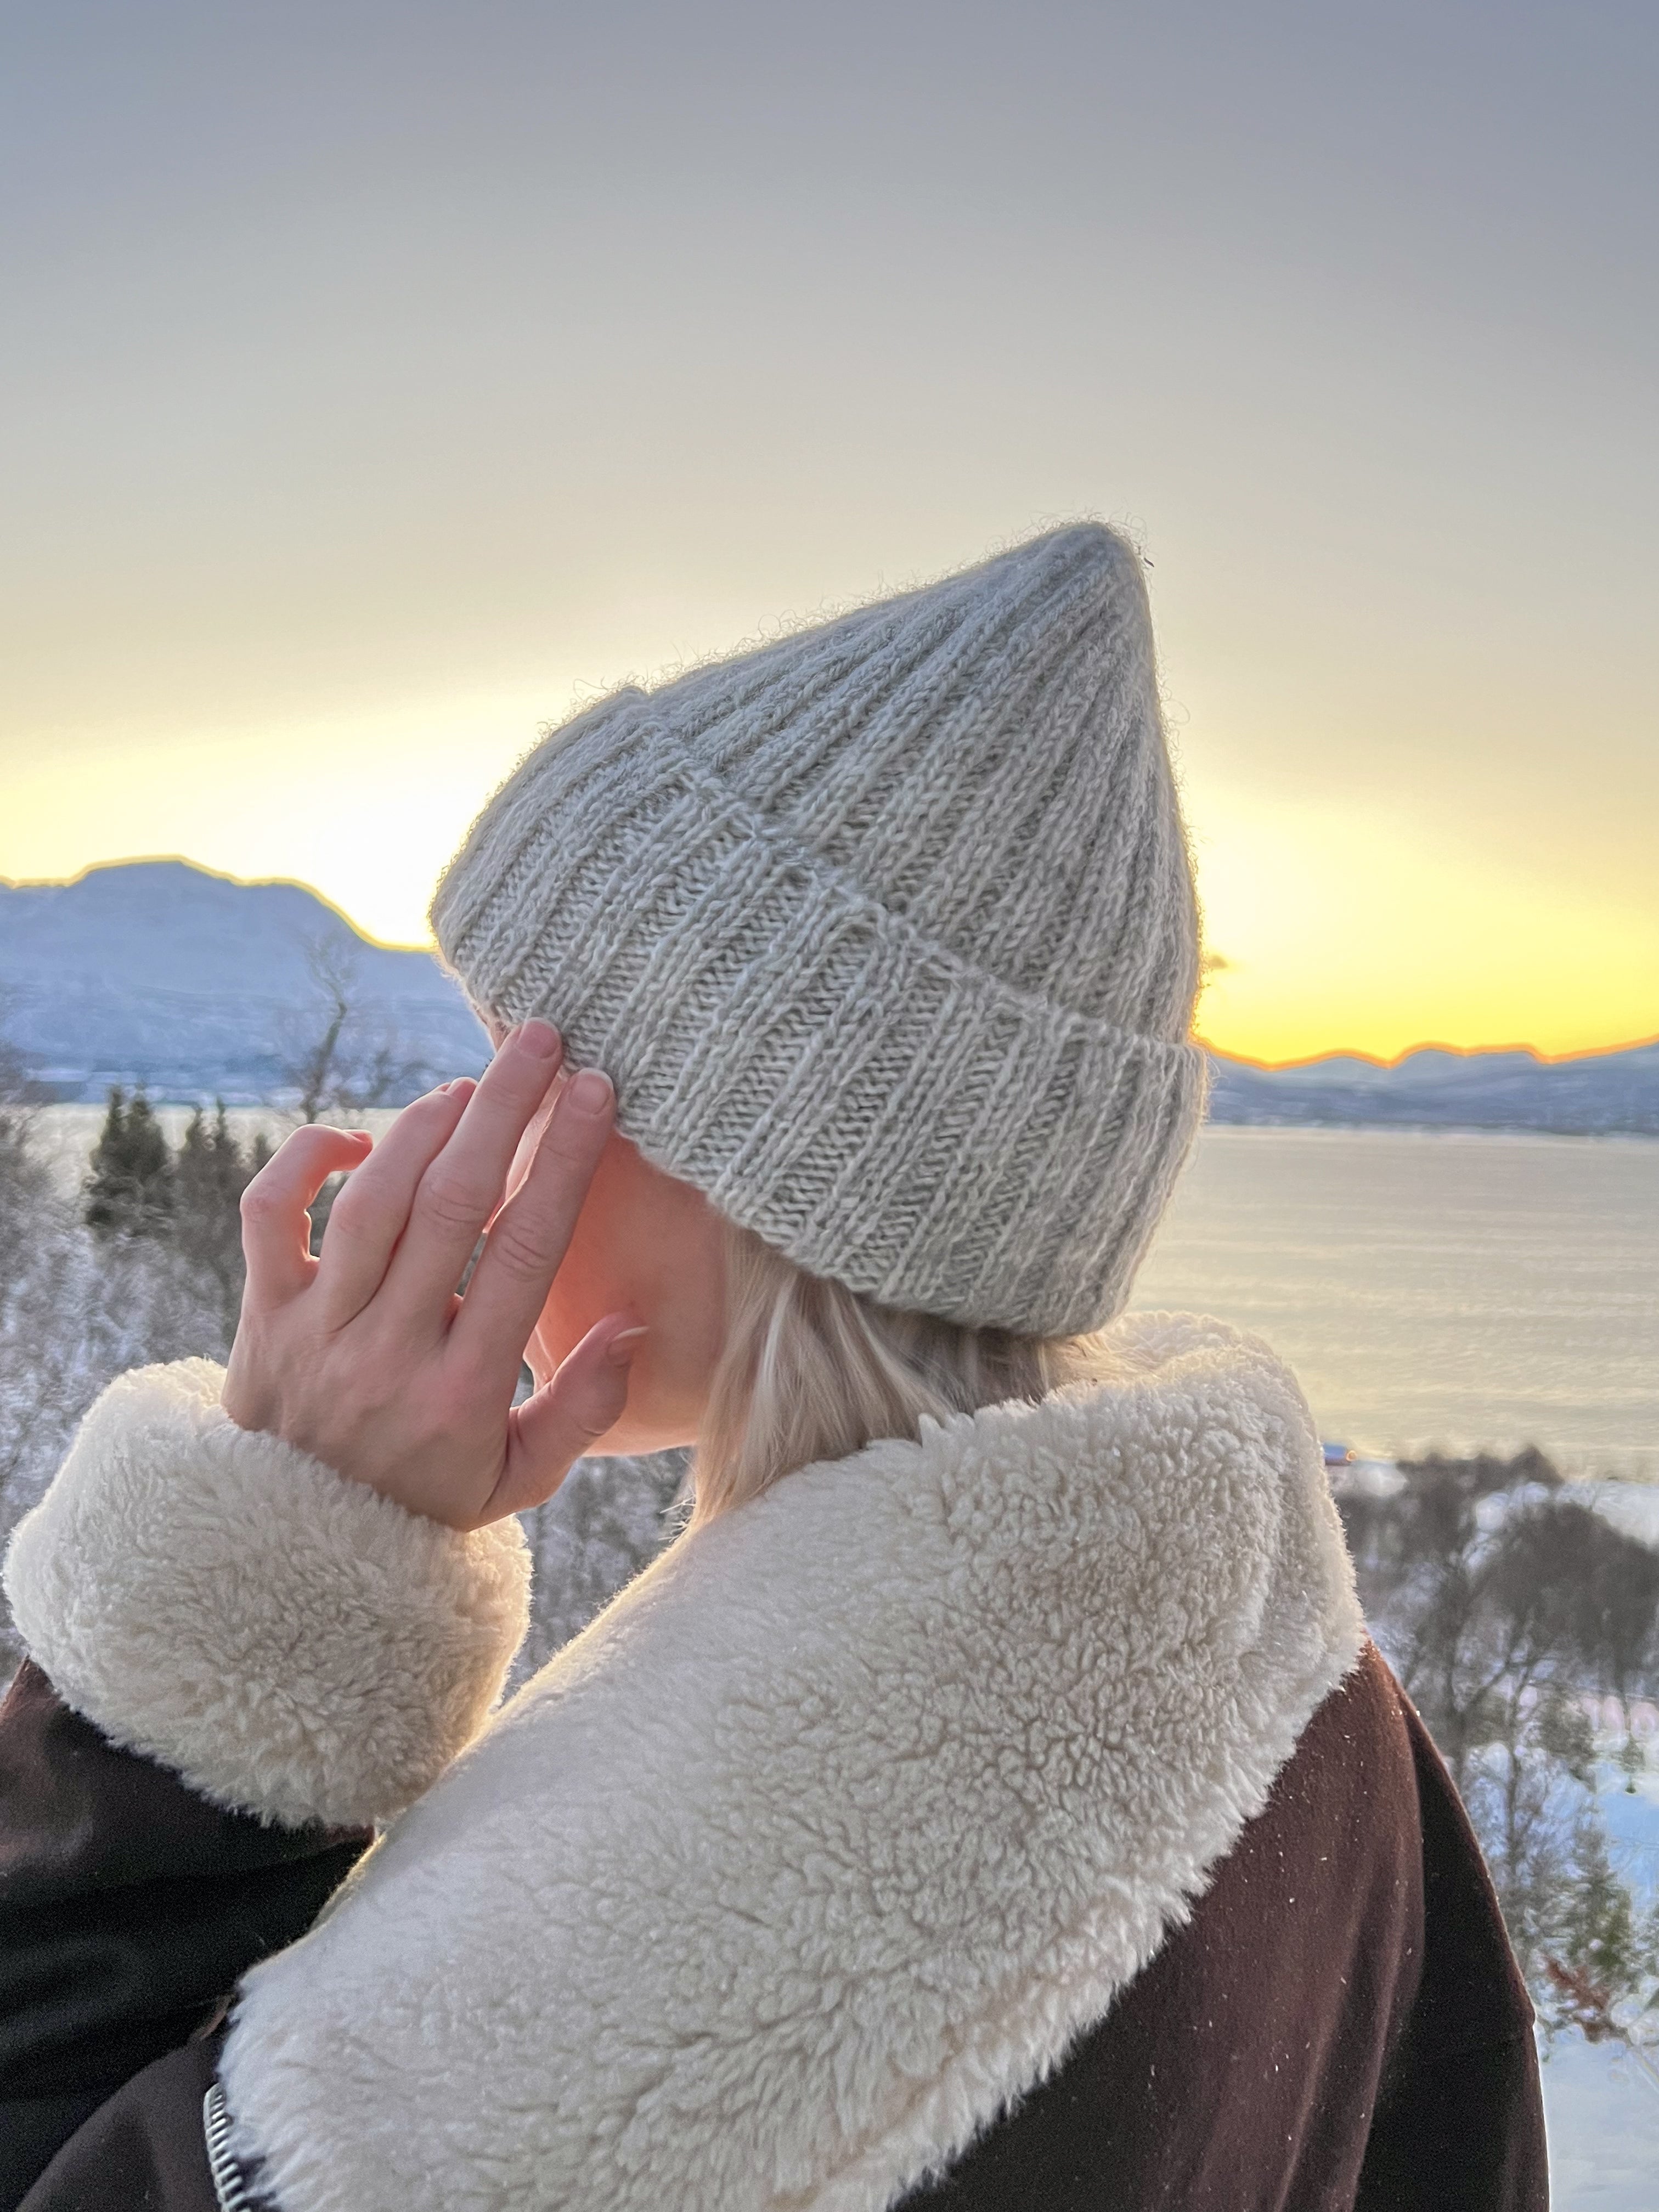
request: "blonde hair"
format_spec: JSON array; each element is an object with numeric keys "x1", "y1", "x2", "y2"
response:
[{"x1": 689, "y1": 1220, "x2": 1104, "y2": 1530}]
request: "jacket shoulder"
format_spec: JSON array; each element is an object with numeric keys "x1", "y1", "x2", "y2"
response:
[
  {"x1": 911, "y1": 1646, "x2": 1437, "y2": 2209},
  {"x1": 913, "y1": 1647, "x2": 1545, "y2": 2211}
]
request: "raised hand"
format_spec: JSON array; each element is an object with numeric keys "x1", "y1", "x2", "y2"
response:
[{"x1": 222, "y1": 1020, "x2": 641, "y2": 1530}]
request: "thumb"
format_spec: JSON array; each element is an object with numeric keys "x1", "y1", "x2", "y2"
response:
[{"x1": 483, "y1": 1317, "x2": 647, "y2": 1520}]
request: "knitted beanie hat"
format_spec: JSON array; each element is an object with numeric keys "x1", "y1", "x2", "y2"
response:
[{"x1": 432, "y1": 523, "x2": 1206, "y2": 1338}]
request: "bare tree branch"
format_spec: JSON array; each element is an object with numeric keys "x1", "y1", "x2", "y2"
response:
[{"x1": 277, "y1": 933, "x2": 433, "y2": 1124}]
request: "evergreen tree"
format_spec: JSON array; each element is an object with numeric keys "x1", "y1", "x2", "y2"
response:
[
  {"x1": 172, "y1": 1103, "x2": 270, "y2": 1340},
  {"x1": 83, "y1": 1087, "x2": 173, "y2": 1240}
]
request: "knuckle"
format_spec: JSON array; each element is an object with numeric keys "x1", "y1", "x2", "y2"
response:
[
  {"x1": 525, "y1": 1133, "x2": 597, "y2": 1200},
  {"x1": 416, "y1": 1170, "x2": 486, "y2": 1237},
  {"x1": 484, "y1": 1046, "x2": 544, "y2": 1097},
  {"x1": 484, "y1": 1215, "x2": 551, "y2": 1284},
  {"x1": 240, "y1": 1179, "x2": 281, "y2": 1223},
  {"x1": 534, "y1": 1123, "x2": 586, "y2": 1171},
  {"x1": 545, "y1": 1364, "x2": 625, "y2": 1447},
  {"x1": 557, "y1": 1390, "x2": 619, "y2": 1450},
  {"x1": 321, "y1": 1175, "x2": 372, "y2": 1231}
]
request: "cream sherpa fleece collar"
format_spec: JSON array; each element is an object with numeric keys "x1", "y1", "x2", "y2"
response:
[{"x1": 199, "y1": 1312, "x2": 1364, "y2": 2212}]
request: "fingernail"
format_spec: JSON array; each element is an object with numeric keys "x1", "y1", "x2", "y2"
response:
[
  {"x1": 606, "y1": 1325, "x2": 648, "y2": 1366},
  {"x1": 519, "y1": 1019, "x2": 561, "y2": 1061},
  {"x1": 567, "y1": 1068, "x2": 613, "y2": 1116}
]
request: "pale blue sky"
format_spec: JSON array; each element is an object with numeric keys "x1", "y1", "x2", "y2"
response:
[{"x1": 3, "y1": 2, "x2": 1655, "y2": 1058}]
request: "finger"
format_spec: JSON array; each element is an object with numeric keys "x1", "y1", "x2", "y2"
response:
[
  {"x1": 381, "y1": 1022, "x2": 566, "y2": 1320},
  {"x1": 449, "y1": 1067, "x2": 616, "y2": 1381},
  {"x1": 240, "y1": 1125, "x2": 373, "y2": 1306},
  {"x1": 481, "y1": 1315, "x2": 645, "y2": 1520},
  {"x1": 313, "y1": 1081, "x2": 475, "y2": 1323}
]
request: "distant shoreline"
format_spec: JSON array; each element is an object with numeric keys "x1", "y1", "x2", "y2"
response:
[{"x1": 1199, "y1": 1116, "x2": 1659, "y2": 1142}]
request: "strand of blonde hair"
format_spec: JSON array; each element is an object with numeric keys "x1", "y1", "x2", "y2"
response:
[{"x1": 689, "y1": 1221, "x2": 1102, "y2": 1530}]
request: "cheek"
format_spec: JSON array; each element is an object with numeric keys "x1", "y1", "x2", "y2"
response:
[{"x1": 527, "y1": 1139, "x2": 728, "y2": 1406}]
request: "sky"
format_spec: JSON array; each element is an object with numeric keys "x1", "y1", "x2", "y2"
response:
[{"x1": 2, "y1": 2, "x2": 1655, "y2": 1066}]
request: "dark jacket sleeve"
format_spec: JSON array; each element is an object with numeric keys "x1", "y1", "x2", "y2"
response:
[{"x1": 0, "y1": 1661, "x2": 367, "y2": 2211}]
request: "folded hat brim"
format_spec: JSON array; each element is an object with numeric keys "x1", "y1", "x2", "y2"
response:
[{"x1": 435, "y1": 701, "x2": 1206, "y2": 1336}]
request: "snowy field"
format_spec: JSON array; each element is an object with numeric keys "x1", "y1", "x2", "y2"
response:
[{"x1": 1544, "y1": 2033, "x2": 1659, "y2": 2207}]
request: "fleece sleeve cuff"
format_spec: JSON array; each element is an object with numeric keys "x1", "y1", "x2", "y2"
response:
[{"x1": 2, "y1": 1359, "x2": 531, "y2": 1830}]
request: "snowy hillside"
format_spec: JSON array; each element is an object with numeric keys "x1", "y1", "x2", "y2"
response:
[{"x1": 0, "y1": 860, "x2": 488, "y2": 1102}]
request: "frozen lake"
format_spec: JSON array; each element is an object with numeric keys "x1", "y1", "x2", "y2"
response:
[{"x1": 1133, "y1": 1126, "x2": 1659, "y2": 1479}]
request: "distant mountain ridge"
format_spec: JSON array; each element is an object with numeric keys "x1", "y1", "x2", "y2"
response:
[
  {"x1": 0, "y1": 860, "x2": 488, "y2": 1103},
  {"x1": 1206, "y1": 1041, "x2": 1659, "y2": 1136},
  {"x1": 2, "y1": 860, "x2": 1655, "y2": 1130}
]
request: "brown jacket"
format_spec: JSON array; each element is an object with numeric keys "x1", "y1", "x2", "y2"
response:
[
  {"x1": 3, "y1": 1647, "x2": 1544, "y2": 2210},
  {"x1": 0, "y1": 1327, "x2": 1547, "y2": 2210}
]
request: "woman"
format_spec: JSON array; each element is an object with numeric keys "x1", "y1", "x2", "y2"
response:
[{"x1": 0, "y1": 526, "x2": 1544, "y2": 2210}]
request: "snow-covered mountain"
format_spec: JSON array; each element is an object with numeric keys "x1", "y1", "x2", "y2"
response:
[
  {"x1": 0, "y1": 860, "x2": 489, "y2": 1103},
  {"x1": 1206, "y1": 1041, "x2": 1659, "y2": 1136},
  {"x1": 2, "y1": 859, "x2": 1655, "y2": 1130}
]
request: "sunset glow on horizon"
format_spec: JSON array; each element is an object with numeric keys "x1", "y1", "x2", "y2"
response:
[{"x1": 3, "y1": 5, "x2": 1654, "y2": 1070}]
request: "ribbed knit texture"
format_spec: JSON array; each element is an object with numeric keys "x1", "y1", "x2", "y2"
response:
[{"x1": 432, "y1": 524, "x2": 1206, "y2": 1336}]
